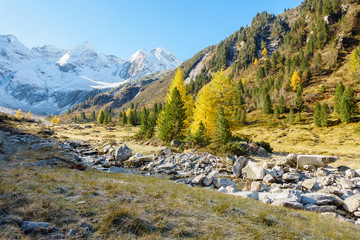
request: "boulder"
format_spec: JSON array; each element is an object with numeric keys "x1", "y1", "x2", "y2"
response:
[
  {"x1": 250, "y1": 181, "x2": 262, "y2": 192},
  {"x1": 171, "y1": 139, "x2": 182, "y2": 148},
  {"x1": 297, "y1": 155, "x2": 338, "y2": 169},
  {"x1": 285, "y1": 153, "x2": 297, "y2": 167},
  {"x1": 274, "y1": 189, "x2": 302, "y2": 203},
  {"x1": 301, "y1": 193, "x2": 334, "y2": 205},
  {"x1": 282, "y1": 173, "x2": 300, "y2": 181},
  {"x1": 192, "y1": 174, "x2": 206, "y2": 184},
  {"x1": 273, "y1": 166, "x2": 284, "y2": 177},
  {"x1": 302, "y1": 178, "x2": 317, "y2": 190},
  {"x1": 158, "y1": 163, "x2": 175, "y2": 170},
  {"x1": 214, "y1": 178, "x2": 236, "y2": 188},
  {"x1": 108, "y1": 166, "x2": 131, "y2": 174},
  {"x1": 263, "y1": 174, "x2": 275, "y2": 183},
  {"x1": 304, "y1": 204, "x2": 336, "y2": 213},
  {"x1": 30, "y1": 142, "x2": 56, "y2": 151},
  {"x1": 230, "y1": 191, "x2": 259, "y2": 200},
  {"x1": 345, "y1": 169, "x2": 356, "y2": 179},
  {"x1": 242, "y1": 161, "x2": 265, "y2": 180},
  {"x1": 225, "y1": 155, "x2": 235, "y2": 165},
  {"x1": 115, "y1": 145, "x2": 132, "y2": 162},
  {"x1": 232, "y1": 156, "x2": 247, "y2": 177},
  {"x1": 126, "y1": 156, "x2": 152, "y2": 167},
  {"x1": 343, "y1": 194, "x2": 360, "y2": 212},
  {"x1": 226, "y1": 185, "x2": 236, "y2": 193},
  {"x1": 272, "y1": 201, "x2": 304, "y2": 210},
  {"x1": 21, "y1": 221, "x2": 51, "y2": 233}
]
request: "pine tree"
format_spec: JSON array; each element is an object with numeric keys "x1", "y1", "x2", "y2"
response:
[
  {"x1": 296, "y1": 111, "x2": 302, "y2": 123},
  {"x1": 350, "y1": 46, "x2": 360, "y2": 81},
  {"x1": 314, "y1": 102, "x2": 322, "y2": 126},
  {"x1": 262, "y1": 89, "x2": 272, "y2": 114},
  {"x1": 273, "y1": 105, "x2": 280, "y2": 119},
  {"x1": 320, "y1": 103, "x2": 330, "y2": 127},
  {"x1": 340, "y1": 86, "x2": 355, "y2": 123},
  {"x1": 158, "y1": 87, "x2": 186, "y2": 141},
  {"x1": 122, "y1": 114, "x2": 127, "y2": 125},
  {"x1": 97, "y1": 110, "x2": 105, "y2": 124},
  {"x1": 296, "y1": 82, "x2": 304, "y2": 110},
  {"x1": 80, "y1": 112, "x2": 86, "y2": 122},
  {"x1": 212, "y1": 106, "x2": 232, "y2": 146},
  {"x1": 137, "y1": 107, "x2": 149, "y2": 138},
  {"x1": 193, "y1": 121, "x2": 209, "y2": 147},
  {"x1": 287, "y1": 108, "x2": 295, "y2": 125},
  {"x1": 334, "y1": 82, "x2": 345, "y2": 114},
  {"x1": 279, "y1": 95, "x2": 286, "y2": 114}
]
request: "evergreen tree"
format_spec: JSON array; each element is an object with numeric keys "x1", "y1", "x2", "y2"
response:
[
  {"x1": 273, "y1": 105, "x2": 280, "y2": 119},
  {"x1": 296, "y1": 111, "x2": 302, "y2": 123},
  {"x1": 296, "y1": 82, "x2": 304, "y2": 110},
  {"x1": 340, "y1": 86, "x2": 355, "y2": 123},
  {"x1": 80, "y1": 112, "x2": 86, "y2": 122},
  {"x1": 212, "y1": 106, "x2": 232, "y2": 146},
  {"x1": 122, "y1": 114, "x2": 127, "y2": 125},
  {"x1": 97, "y1": 110, "x2": 105, "y2": 124},
  {"x1": 334, "y1": 82, "x2": 344, "y2": 114},
  {"x1": 193, "y1": 121, "x2": 209, "y2": 147},
  {"x1": 262, "y1": 89, "x2": 272, "y2": 114},
  {"x1": 314, "y1": 102, "x2": 322, "y2": 127},
  {"x1": 287, "y1": 108, "x2": 295, "y2": 125},
  {"x1": 320, "y1": 103, "x2": 330, "y2": 127},
  {"x1": 137, "y1": 107, "x2": 149, "y2": 138},
  {"x1": 158, "y1": 88, "x2": 186, "y2": 141},
  {"x1": 279, "y1": 95, "x2": 286, "y2": 114},
  {"x1": 91, "y1": 111, "x2": 96, "y2": 120}
]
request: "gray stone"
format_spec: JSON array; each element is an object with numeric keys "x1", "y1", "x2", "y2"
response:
[
  {"x1": 282, "y1": 173, "x2": 300, "y2": 181},
  {"x1": 250, "y1": 181, "x2": 262, "y2": 192},
  {"x1": 274, "y1": 189, "x2": 302, "y2": 202},
  {"x1": 343, "y1": 194, "x2": 360, "y2": 212},
  {"x1": 30, "y1": 142, "x2": 56, "y2": 151},
  {"x1": 202, "y1": 176, "x2": 214, "y2": 186},
  {"x1": 345, "y1": 169, "x2": 356, "y2": 179},
  {"x1": 297, "y1": 155, "x2": 338, "y2": 169},
  {"x1": 214, "y1": 178, "x2": 235, "y2": 188},
  {"x1": 285, "y1": 153, "x2": 297, "y2": 167},
  {"x1": 304, "y1": 204, "x2": 336, "y2": 213},
  {"x1": 67, "y1": 228, "x2": 78, "y2": 237},
  {"x1": 242, "y1": 161, "x2": 265, "y2": 180},
  {"x1": 21, "y1": 221, "x2": 51, "y2": 233},
  {"x1": 302, "y1": 178, "x2": 317, "y2": 190},
  {"x1": 225, "y1": 155, "x2": 235, "y2": 165},
  {"x1": 340, "y1": 179, "x2": 354, "y2": 189},
  {"x1": 272, "y1": 201, "x2": 304, "y2": 210},
  {"x1": 226, "y1": 185, "x2": 236, "y2": 193},
  {"x1": 263, "y1": 174, "x2": 275, "y2": 183},
  {"x1": 192, "y1": 174, "x2": 206, "y2": 184},
  {"x1": 232, "y1": 156, "x2": 247, "y2": 178},
  {"x1": 158, "y1": 163, "x2": 175, "y2": 169},
  {"x1": 108, "y1": 166, "x2": 130, "y2": 174},
  {"x1": 171, "y1": 139, "x2": 182, "y2": 148},
  {"x1": 273, "y1": 166, "x2": 284, "y2": 177},
  {"x1": 230, "y1": 191, "x2": 259, "y2": 200},
  {"x1": 115, "y1": 145, "x2": 132, "y2": 162},
  {"x1": 218, "y1": 186, "x2": 227, "y2": 193},
  {"x1": 301, "y1": 193, "x2": 334, "y2": 205}
]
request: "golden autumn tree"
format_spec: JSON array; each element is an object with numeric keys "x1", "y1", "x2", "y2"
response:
[
  {"x1": 159, "y1": 68, "x2": 194, "y2": 128},
  {"x1": 26, "y1": 111, "x2": 32, "y2": 120},
  {"x1": 254, "y1": 58, "x2": 259, "y2": 65},
  {"x1": 290, "y1": 71, "x2": 302, "y2": 91},
  {"x1": 262, "y1": 47, "x2": 268, "y2": 58},
  {"x1": 350, "y1": 47, "x2": 360, "y2": 81},
  {"x1": 191, "y1": 71, "x2": 236, "y2": 136},
  {"x1": 51, "y1": 116, "x2": 61, "y2": 124},
  {"x1": 15, "y1": 109, "x2": 24, "y2": 120},
  {"x1": 125, "y1": 108, "x2": 132, "y2": 117}
]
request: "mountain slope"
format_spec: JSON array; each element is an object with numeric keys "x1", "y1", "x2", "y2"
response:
[{"x1": 0, "y1": 35, "x2": 180, "y2": 115}]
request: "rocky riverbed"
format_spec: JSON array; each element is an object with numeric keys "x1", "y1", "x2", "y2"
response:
[{"x1": 3, "y1": 130, "x2": 360, "y2": 226}]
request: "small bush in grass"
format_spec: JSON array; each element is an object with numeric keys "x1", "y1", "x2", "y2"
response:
[{"x1": 256, "y1": 141, "x2": 273, "y2": 153}]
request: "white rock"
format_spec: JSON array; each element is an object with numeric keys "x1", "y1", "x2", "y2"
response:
[
  {"x1": 343, "y1": 194, "x2": 360, "y2": 212},
  {"x1": 214, "y1": 178, "x2": 236, "y2": 188},
  {"x1": 115, "y1": 145, "x2": 132, "y2": 161},
  {"x1": 192, "y1": 174, "x2": 206, "y2": 184},
  {"x1": 345, "y1": 169, "x2": 356, "y2": 179},
  {"x1": 242, "y1": 161, "x2": 265, "y2": 180},
  {"x1": 273, "y1": 166, "x2": 284, "y2": 177},
  {"x1": 297, "y1": 155, "x2": 338, "y2": 169},
  {"x1": 232, "y1": 156, "x2": 247, "y2": 178}
]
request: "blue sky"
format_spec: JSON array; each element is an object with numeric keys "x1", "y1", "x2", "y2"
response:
[{"x1": 0, "y1": 0, "x2": 303, "y2": 60}]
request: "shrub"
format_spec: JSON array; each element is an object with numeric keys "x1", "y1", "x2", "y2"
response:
[{"x1": 256, "y1": 141, "x2": 273, "y2": 153}]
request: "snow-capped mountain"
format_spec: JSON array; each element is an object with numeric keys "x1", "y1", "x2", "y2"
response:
[{"x1": 0, "y1": 34, "x2": 181, "y2": 115}]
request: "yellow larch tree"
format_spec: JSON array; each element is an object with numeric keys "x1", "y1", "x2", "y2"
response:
[
  {"x1": 190, "y1": 70, "x2": 236, "y2": 136},
  {"x1": 349, "y1": 47, "x2": 360, "y2": 81},
  {"x1": 254, "y1": 58, "x2": 259, "y2": 65},
  {"x1": 125, "y1": 108, "x2": 132, "y2": 117},
  {"x1": 290, "y1": 71, "x2": 302, "y2": 91},
  {"x1": 262, "y1": 47, "x2": 268, "y2": 58},
  {"x1": 26, "y1": 111, "x2": 32, "y2": 120},
  {"x1": 15, "y1": 109, "x2": 24, "y2": 120}
]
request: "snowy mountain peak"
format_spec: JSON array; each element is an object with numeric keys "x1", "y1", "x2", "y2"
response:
[{"x1": 0, "y1": 35, "x2": 181, "y2": 115}]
